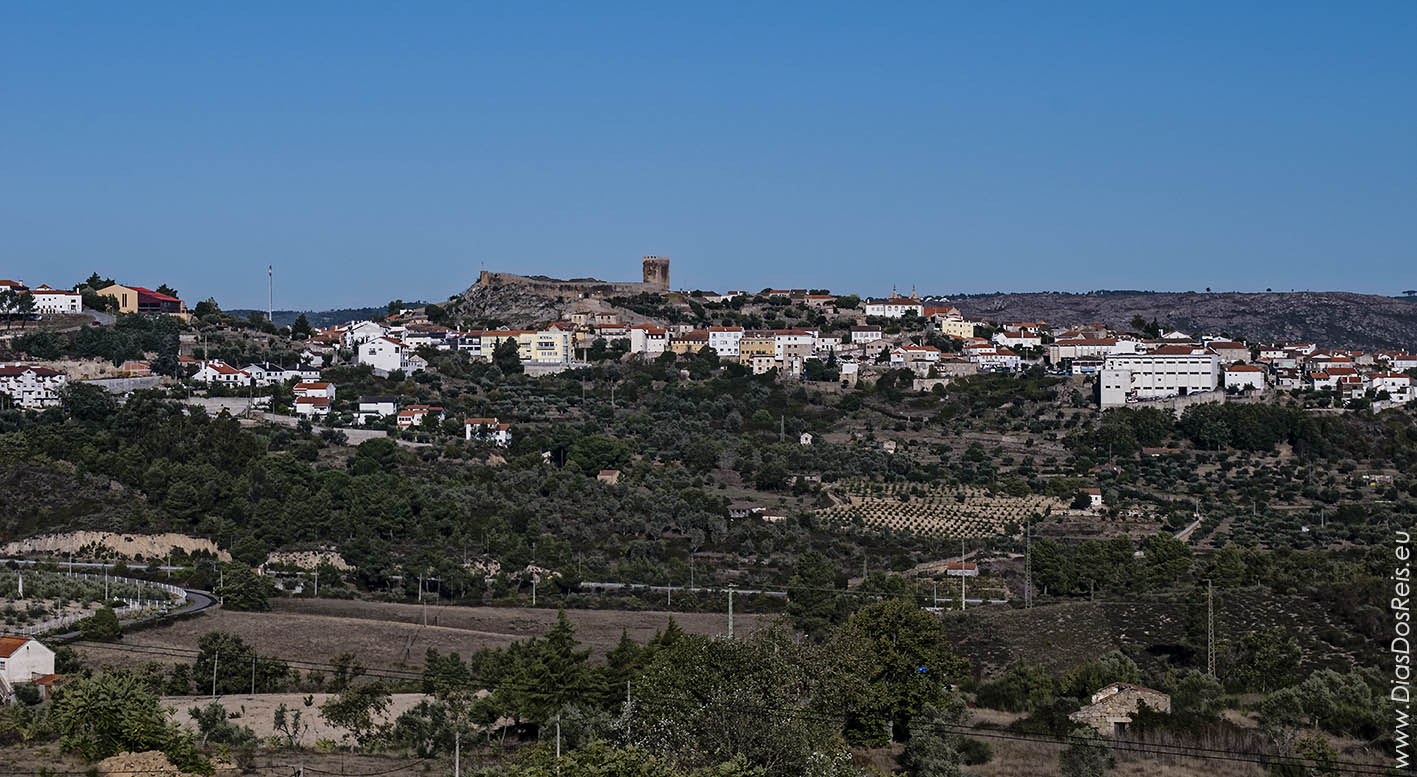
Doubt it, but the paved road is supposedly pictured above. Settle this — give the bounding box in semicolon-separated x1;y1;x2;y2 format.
254;412;430;447
50;589;216;641
2;558;217;640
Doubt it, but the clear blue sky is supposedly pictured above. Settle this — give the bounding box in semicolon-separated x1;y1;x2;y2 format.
3;2;1414;309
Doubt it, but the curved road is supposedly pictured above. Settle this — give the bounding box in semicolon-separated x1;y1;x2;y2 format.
50;588;216;642
0;558;218;640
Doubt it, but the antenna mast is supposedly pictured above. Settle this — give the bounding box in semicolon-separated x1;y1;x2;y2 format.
267;265;273;324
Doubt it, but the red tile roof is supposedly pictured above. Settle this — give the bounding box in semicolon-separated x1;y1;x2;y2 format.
0;636;35;657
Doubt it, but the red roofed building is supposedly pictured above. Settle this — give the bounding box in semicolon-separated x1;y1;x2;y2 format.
465;416;511;446
1224;363;1266;391
0;364;68;408
97;284;187;319
0;636;56;691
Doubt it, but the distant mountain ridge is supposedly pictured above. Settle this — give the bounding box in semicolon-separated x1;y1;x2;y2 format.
953;291;1417;350
227;304;427;329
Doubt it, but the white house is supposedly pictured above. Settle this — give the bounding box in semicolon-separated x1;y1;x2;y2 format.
774;330;816;360
397;404;445;429
993;330;1042;349
890;345;943;366
294;396;332;417
1371;372;1413;402
850;326;883;344
26;285;83;315
1048;338;1138;364
1308;371;1338;391
970;348;1021;371
1206;341;1250;364
1224;364;1266;391
1388;354;1417;371
192;360;249;386
465;416;512;446
707;326;744;357
0;365;67;408
0;636;55;691
628;325;669;356
1083;488;1104;509
342;320;389;347
293;381;336;399
357;395;397;424
864;296;925;318
1100;347;1221;407
239;363;292;387
358;337;424;375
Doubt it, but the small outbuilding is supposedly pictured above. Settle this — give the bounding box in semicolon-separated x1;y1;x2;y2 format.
1068;682;1171;735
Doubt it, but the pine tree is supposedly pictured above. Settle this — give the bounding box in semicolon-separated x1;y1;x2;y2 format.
520;610;594;723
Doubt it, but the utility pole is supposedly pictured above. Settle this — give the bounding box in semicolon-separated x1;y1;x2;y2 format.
251;655;257;695
453;731;460;777
960;540;966;612
726;584;735;639
532;576;538;607
1207;579;1215;677
212;651;220;698
555;713;562;766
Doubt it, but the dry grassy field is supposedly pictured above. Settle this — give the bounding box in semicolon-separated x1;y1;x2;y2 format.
79;598;770;673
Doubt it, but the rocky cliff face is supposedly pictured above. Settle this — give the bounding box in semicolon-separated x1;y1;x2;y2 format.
956;292;1417;350
445;281;567;329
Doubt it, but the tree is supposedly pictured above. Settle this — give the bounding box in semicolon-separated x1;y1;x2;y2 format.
516;610;596;723
13;292;34;328
155;284;179;298
216;563;273;612
493;337;524;374
1225;628;1300;693
1059;727;1112;777
321;680;392;747
67;382;117;424
77;607;122;642
52;672;206;772
1142;533;1192;587
901;699;966;777
787;551;842;637
839;598;970;745
193;631;290;694
627;626;856;776
291;314;312;338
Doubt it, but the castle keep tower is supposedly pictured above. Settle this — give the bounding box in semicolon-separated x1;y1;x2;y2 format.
642;256;670;292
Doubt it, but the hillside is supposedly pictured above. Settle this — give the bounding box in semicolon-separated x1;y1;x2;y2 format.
227;305;427;328
954;291;1417;349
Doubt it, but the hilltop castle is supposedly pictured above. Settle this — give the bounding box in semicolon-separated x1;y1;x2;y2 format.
478;256;670;299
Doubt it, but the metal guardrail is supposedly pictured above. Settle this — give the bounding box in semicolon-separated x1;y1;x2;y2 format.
6;572;186;636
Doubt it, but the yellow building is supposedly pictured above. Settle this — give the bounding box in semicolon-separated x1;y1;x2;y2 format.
737;331;776;365
97;284;188;319
937;318;977;339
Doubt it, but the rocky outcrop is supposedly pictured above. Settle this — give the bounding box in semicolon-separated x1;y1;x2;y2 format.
0;531;229;562
955;291;1417;350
